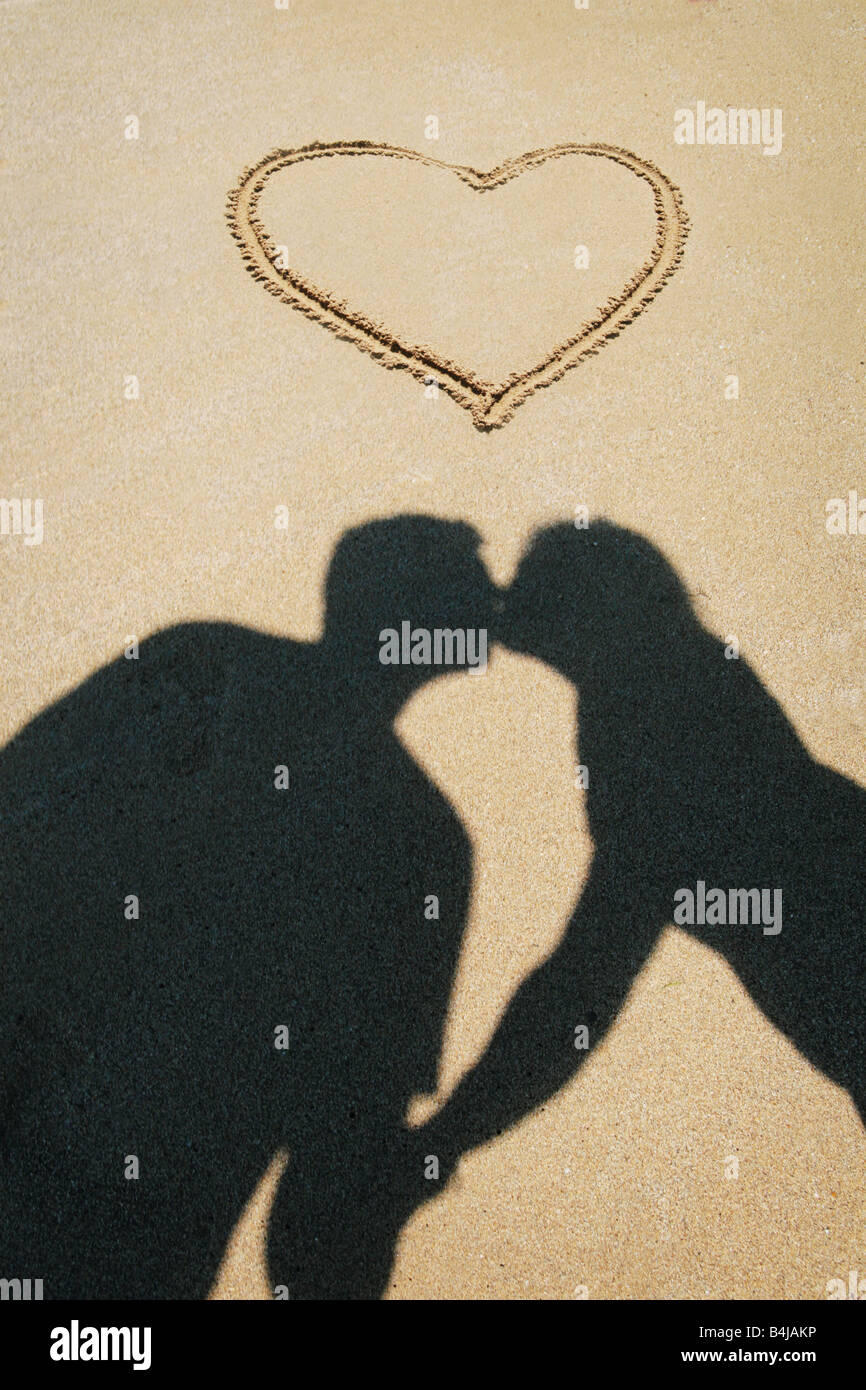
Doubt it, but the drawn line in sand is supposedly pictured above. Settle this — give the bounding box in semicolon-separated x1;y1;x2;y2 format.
227;141;689;431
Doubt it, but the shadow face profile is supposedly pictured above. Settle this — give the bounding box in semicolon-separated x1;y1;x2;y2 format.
499;520;866;1126
0;514;492;1300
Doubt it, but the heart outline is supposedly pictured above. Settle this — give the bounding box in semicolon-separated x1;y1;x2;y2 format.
227;140;689;430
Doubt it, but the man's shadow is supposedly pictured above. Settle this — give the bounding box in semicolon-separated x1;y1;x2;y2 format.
426;520;866;1163
0;514;491;1300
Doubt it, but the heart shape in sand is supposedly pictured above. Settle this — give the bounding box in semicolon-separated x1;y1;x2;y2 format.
227;141;688;430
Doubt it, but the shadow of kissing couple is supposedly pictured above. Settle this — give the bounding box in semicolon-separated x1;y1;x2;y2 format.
0;514;863;1300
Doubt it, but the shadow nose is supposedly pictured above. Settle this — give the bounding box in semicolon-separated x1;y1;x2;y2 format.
489;586;511;647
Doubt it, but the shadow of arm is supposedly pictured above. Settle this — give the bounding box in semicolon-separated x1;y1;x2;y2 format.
421;855;665;1161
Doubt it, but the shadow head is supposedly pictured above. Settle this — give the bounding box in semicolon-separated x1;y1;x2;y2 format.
323;514;495;694
502;519;694;682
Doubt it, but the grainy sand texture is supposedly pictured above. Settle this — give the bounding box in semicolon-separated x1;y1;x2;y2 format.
1;0;864;1301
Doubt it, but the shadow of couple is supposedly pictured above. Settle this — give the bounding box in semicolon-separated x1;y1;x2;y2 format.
1;515;863;1299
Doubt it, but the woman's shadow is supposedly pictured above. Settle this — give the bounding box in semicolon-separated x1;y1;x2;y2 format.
0;514;491;1300
423;520;866;1163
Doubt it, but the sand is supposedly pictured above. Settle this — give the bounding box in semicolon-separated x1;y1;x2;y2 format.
2;0;865;1299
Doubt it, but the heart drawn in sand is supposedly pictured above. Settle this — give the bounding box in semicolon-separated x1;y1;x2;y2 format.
227;141;689;430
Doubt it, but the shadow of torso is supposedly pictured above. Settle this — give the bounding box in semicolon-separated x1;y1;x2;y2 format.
579;628;866;1115
0;622;469;1298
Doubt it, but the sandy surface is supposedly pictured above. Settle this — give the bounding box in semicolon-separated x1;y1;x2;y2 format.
2;0;865;1299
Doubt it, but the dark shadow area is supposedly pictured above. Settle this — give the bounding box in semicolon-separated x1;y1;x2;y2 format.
426;520;866;1164
3;513;863;1300
0;515;492;1299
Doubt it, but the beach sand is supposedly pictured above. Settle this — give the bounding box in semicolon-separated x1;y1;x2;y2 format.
2;0;864;1298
